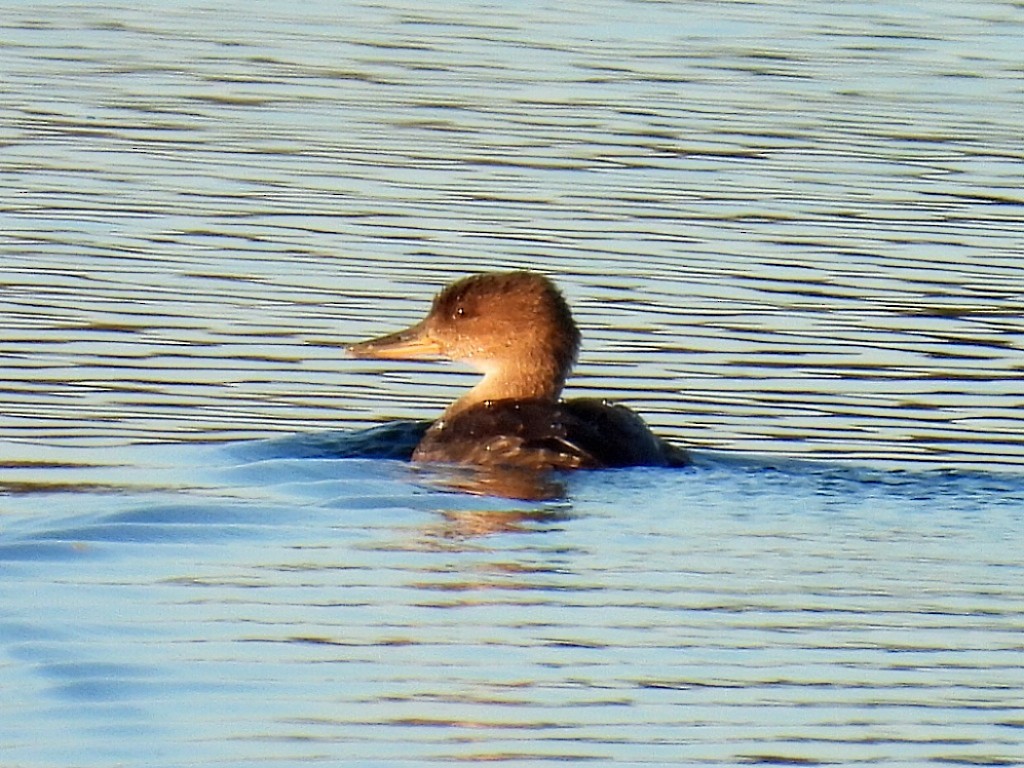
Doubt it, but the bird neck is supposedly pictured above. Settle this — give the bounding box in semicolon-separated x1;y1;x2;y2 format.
444;361;566;418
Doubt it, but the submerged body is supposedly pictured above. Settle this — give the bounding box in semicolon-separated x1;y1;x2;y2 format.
349;271;688;471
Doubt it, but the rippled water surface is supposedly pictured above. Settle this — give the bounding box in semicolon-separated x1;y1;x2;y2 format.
2;0;1023;765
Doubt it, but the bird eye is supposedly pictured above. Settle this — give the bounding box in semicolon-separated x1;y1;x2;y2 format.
454;305;466;320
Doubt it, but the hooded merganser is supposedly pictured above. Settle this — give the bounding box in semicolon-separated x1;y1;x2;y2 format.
348;271;689;471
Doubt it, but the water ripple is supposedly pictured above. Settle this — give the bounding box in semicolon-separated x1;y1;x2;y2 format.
2;1;1023;766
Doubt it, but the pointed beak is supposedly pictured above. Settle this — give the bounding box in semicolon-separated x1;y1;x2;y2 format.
347;322;445;360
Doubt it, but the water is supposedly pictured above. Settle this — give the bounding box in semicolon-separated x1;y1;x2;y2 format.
4;444;1023;766
2;0;1023;765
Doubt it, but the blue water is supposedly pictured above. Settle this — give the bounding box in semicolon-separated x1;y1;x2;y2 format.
2;0;1023;765
3;437;1023;766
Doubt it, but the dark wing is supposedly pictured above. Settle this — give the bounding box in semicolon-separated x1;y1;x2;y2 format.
562;398;690;468
412;399;596;470
413;398;688;470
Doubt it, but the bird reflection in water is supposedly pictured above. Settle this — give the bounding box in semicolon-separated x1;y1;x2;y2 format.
425;503;572;541
415;461;569;502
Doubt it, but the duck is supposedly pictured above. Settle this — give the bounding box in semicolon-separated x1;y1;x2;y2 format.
348;271;689;471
